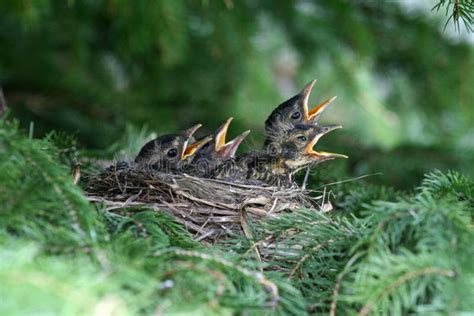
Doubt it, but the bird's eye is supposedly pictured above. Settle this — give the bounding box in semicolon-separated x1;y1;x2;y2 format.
167;148;178;157
297;136;307;142
290;111;301;120
201;143;210;150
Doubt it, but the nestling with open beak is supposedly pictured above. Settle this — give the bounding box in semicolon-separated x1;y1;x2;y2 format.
264;79;337;153
134;124;211;172
211;124;347;186
189;117;250;176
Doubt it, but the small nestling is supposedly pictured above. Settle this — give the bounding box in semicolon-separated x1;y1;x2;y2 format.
134;124;211;172
211;124;347;186
189;117;250;176
264;79;337;152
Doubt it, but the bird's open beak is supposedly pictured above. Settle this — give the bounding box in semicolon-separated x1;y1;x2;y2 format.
214;117;250;159
305;125;348;159
301;79;317;121
300;79;337;122
215;117;233;152
182;135;212;160
182;123;202;138
218;130;251;159
180;123;206;160
307;96;337;122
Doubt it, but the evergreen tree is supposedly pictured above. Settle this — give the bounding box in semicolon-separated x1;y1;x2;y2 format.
0;1;473;314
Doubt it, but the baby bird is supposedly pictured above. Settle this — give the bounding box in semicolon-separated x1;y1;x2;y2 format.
211;124;346;186
189;117;250;176
264;79;337;152
134;124;211;172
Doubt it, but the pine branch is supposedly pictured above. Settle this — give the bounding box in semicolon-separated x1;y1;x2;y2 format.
432;0;474;32
0;119;103;252
235;171;474;314
153;248;280;307
358;266;455;316
418;169;474;205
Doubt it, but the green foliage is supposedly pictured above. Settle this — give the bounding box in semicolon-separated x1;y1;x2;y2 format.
237;170;474;314
1;118;473;314
343;171;474;314
0;121;306;314
0;236;134;315
0;118;103;252
433;0;474;32
44;130;80;166
0;1;473;311
103;209;198;251
251;209;370;314
1;1;473;192
333;183;399;215
419;169;474;206
104;124;157;161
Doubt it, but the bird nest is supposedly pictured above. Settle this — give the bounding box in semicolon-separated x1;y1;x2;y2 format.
85;166;322;244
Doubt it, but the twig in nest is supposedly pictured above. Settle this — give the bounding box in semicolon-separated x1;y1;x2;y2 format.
318;173;383;189
301;166;311;190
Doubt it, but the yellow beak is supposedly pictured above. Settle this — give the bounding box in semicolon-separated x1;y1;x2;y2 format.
182;135;212;160
219;130;250;158
307;96;337;121
301;79;317;122
215;117;233;151
304;125;348;159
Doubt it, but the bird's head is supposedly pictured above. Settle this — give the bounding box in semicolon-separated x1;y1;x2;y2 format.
178;124;212;162
134;123;210;169
280;124;347;173
194;117;250;162
264;79;337;136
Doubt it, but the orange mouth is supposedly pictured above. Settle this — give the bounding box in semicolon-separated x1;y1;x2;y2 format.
215;117;233;151
299;79;337;122
307;96;337;121
182;135;212;160
213;118;250;158
304;125;348;159
219;130;250;158
180;123;207;160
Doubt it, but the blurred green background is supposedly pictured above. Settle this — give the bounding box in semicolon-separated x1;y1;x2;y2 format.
1;0;473;189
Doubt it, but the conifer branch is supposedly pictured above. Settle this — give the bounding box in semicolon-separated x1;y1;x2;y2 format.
432;0;474;32
153;248;280;306
288;240;333;279
357;267;456;316
330;251;366;316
